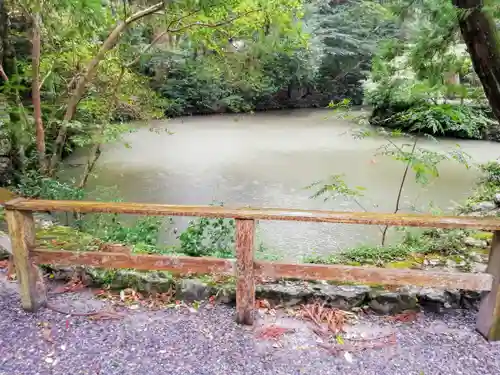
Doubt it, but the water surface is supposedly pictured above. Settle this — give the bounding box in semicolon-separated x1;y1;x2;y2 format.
67;109;500;260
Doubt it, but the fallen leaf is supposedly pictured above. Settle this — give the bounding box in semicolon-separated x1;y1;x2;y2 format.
387;310;419;323
42;327;54;343
344;351;353;363
255;299;271;309
256;325;293;340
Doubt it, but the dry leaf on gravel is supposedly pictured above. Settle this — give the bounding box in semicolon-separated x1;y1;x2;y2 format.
40;322;54;343
51;279;85;295
95;286;175;310
386;310;420;323
256;325;294;340
300;301;354;335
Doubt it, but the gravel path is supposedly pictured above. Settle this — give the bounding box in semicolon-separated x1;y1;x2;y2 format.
1;276;500;375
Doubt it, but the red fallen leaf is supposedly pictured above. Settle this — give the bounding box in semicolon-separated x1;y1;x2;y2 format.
255;299;271;309
387;310;419;323
208;295;216;305
65;320;69;330
52;281;85;295
256;325;293;340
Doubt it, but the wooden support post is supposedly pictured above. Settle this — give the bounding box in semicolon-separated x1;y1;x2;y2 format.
235;219;255;325
5;209;46;311
477;231;500;340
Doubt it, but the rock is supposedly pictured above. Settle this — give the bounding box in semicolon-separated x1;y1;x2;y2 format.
470;201;496;212
494;193;500;205
468;251;484;263
461;291;483;310
88;269;173;294
256;282;310;306
177;279;211;301
471;262;487;273
34;212;56;229
313;284;371;310
369;289;418;314
417;288;460;312
464;237;488;249
0;232;12;259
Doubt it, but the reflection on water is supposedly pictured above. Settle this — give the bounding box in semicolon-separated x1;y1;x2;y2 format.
64;109;500;260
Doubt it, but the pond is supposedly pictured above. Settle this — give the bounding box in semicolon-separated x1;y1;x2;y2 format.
65;109;500;260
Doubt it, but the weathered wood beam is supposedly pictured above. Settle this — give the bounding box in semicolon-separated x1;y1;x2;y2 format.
235;219;255;325
253;261;493;291
5;210;46;311
30;248;492;291
6;198;500;230
477;231;500;340
31;249;235;275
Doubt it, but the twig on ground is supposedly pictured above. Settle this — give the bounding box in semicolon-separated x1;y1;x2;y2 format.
46;303;124;320
318;332;397;356
300;301;353;335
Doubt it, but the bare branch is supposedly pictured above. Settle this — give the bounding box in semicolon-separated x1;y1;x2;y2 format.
0;64;8;81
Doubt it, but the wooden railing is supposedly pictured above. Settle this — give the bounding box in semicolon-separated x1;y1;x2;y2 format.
3;198;500;340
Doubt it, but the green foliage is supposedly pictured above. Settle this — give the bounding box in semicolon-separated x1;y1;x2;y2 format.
370;103;494;140
14;171;85;200
179;217;236;258
304;228;471;266
464;161;500;206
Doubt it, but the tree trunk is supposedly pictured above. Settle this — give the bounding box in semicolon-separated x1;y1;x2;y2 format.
452;0;500;123
31;13;47;173
48;1;165;174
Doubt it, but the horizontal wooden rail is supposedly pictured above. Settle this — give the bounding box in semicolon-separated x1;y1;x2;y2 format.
32;249;235;275
31;249;493;291
5;198;500;340
5;198;500;229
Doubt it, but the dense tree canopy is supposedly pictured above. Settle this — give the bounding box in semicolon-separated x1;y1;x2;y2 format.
1;0;500;187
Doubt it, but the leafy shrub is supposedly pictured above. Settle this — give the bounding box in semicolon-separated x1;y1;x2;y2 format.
463;161;500;206
179;217;236;258
370;103;494;140
14;171;85;200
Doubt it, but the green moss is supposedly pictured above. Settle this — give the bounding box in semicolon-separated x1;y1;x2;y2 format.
472;231;493;241
88;268;175;293
36;225;101;251
384;260;420;269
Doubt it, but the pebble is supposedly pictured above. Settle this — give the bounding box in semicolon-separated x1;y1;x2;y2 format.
1;278;500;375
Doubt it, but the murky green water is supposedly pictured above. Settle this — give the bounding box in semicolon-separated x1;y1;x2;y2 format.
65;109;500;260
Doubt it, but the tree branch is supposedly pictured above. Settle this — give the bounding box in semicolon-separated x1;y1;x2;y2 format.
48;1;167;174
32;12;47;173
0;64;8;81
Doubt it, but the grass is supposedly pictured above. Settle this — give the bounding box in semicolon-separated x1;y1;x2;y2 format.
304;228;475;267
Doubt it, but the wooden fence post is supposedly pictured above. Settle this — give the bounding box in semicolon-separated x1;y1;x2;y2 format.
5;209;46;311
235;219;255;325
477;230;500;340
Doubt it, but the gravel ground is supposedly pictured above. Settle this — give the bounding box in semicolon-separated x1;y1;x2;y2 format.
1;276;500;375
